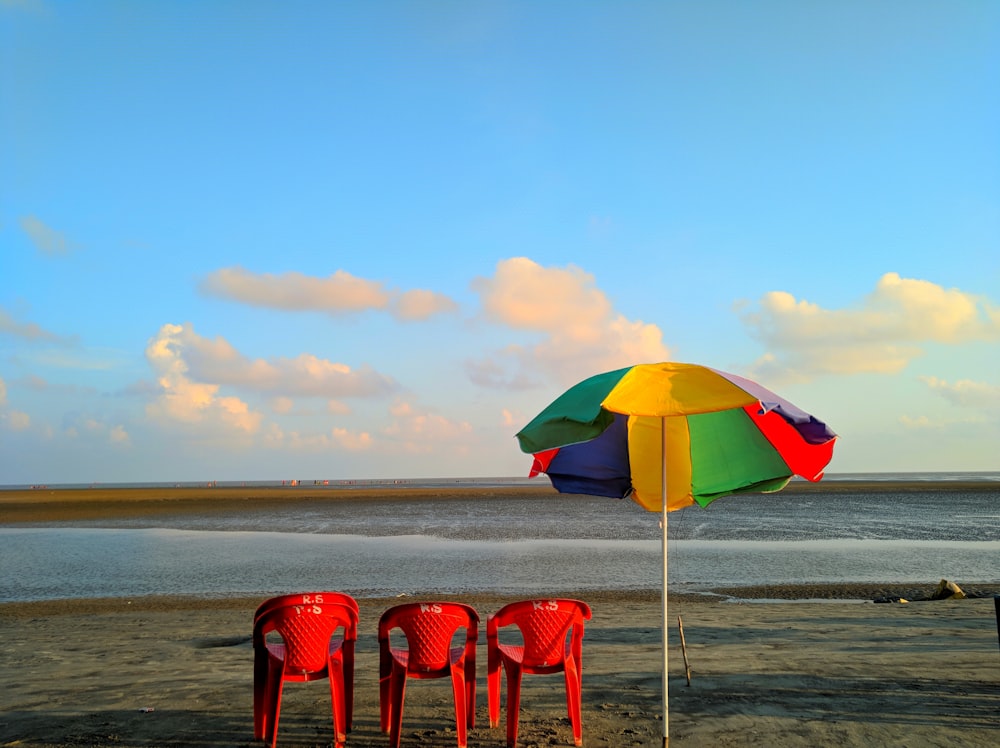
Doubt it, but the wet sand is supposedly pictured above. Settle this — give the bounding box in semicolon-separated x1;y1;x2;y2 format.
2;479;997;523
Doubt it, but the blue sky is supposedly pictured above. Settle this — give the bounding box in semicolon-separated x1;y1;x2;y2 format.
1;0;998;485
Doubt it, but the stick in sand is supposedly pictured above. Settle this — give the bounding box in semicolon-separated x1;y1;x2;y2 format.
678;615;692;686
995;596;1000;654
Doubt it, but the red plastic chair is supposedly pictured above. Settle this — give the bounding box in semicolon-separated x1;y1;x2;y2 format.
253;592;359;748
487;599;592;748
378;601;479;748
253;592;360;736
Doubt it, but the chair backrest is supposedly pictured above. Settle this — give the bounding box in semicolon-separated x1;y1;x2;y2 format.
255;592;359;626
489;599;592;667
255;599;358;674
379;602;479;672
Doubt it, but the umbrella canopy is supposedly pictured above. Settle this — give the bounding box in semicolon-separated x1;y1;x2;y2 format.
517;362;836;511
515;362;837;746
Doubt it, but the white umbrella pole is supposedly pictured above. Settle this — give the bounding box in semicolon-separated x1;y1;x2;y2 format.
661;416;669;747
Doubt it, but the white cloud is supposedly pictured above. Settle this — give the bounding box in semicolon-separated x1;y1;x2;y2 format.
109;424;131;446
383;400;473;455
273;427;375;453
900;413;990;430
465;354;540;390
143;322;399;453
19;215;71;256
214;395;262;433
200;267;388;311
920;376;1000;409
327;400;351;415
899;415;938;430
149;322;397;398
199;266;457;321
331;427;374;451
0;377;31;431
145;323;264;435
391;288;460;321
742;273;1000;380
469;257;670;387
62;416;132;446
4;410;31;431
0;306;70;343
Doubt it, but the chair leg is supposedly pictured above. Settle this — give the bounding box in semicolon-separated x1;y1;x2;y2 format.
253;657;268;740
268;678;285;748
504;662;523;748
343;642;355;731
388;667;407;748
379;666;392;733
328;660;346;747
450;664;468;748
255;650;281;740
465;657;476;729
487;647;502;728
564;659;583;746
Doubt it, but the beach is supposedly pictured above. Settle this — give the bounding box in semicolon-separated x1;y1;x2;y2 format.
2;593;999;747
2;484;999;746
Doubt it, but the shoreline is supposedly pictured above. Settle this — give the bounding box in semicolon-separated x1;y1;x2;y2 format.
3;579;998;619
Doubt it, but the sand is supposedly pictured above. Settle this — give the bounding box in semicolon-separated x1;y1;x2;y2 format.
2;594;999;747
2;484;999;747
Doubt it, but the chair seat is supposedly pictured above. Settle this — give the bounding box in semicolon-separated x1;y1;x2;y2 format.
496;641;572;674
262;640;343;681
388;644;468;673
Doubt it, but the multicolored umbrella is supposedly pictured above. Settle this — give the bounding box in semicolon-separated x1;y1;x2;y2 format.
516;362;837;746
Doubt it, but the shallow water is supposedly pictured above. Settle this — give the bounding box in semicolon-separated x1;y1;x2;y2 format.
1;528;996;602
2;485;998;602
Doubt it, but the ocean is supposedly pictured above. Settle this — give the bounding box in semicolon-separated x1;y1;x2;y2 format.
1;473;998;603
